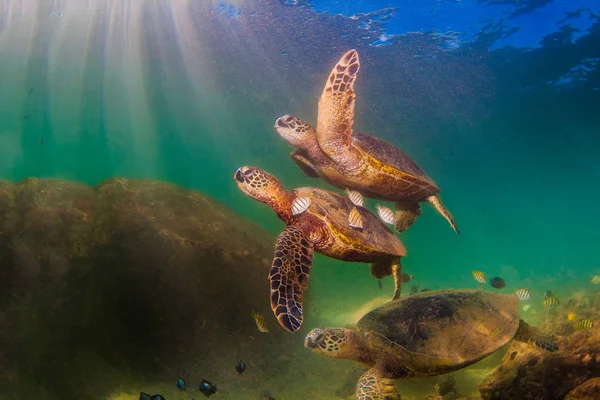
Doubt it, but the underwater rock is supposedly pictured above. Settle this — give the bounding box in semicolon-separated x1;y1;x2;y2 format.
0;178;295;399
565;378;600;400
478;314;600;400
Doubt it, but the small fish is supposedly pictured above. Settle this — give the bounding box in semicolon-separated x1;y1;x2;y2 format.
509;351;518;360
378;280;382;289
410;284;419;295
177;377;185;391
543;294;559;309
40;137;43;145
420;288;431;292
489;277;506;289
28;87;34;94
401;273;414;283
140;393;152;400
567;313;577;322
236;359;246;373
522;304;532;312
575;319;593;330
471;270;486;284
251;310;269;333
590;275;600;284
199;379;217;397
348;207;364;229
346;189;363;207
291;196;311;216
515;288;532;301
376;204;395;225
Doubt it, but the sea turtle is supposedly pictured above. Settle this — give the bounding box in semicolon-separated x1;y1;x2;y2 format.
274;49;459;235
234;166;406;333
304;289;558;400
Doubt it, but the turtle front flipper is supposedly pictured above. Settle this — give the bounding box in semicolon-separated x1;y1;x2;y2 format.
270;226;314;333
394;201;423;233
290;149;319;178
514;320;558;352
356;368;400;400
317;50;360;156
426;194;460;235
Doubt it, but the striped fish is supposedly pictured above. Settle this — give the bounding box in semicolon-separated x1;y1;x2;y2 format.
575;319;593;330
543;294;559;310
471;270;486;284
291;196;311;216
376;204;395;225
346;189;364;207
251;310;269;333
590;275;600;284
515;288;532;301
348;207;364;229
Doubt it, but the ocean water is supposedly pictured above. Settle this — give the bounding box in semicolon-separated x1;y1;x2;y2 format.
0;1;599;399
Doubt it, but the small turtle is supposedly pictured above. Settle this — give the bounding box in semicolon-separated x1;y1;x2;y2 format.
234;166;406;333
305;289;557;400
275;49;458;235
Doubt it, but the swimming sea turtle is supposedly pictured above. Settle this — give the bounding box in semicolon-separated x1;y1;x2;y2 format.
234;166;406;333
305;289;558;400
274;49;459;235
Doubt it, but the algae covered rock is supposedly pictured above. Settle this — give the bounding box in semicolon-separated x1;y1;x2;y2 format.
0;177;294;399
478;313;600;400
565;378;600;400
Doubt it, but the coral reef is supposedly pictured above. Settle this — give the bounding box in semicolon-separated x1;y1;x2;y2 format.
478;291;600;400
0;178;296;399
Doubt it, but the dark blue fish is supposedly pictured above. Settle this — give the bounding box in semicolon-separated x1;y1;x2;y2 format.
489;277;506;289
139;393;152;400
236;359;246;373
199;379;217;397
177;377;185;391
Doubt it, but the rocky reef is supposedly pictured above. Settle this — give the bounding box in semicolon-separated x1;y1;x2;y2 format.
0;178;297;399
478;292;600;400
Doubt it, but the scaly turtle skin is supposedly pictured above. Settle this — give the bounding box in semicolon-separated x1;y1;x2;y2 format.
305;289;558;400
234;166;406;333
274;49;459;235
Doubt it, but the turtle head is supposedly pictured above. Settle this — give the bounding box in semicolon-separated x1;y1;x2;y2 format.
234;166;292;221
304;328;355;360
274;115;318;150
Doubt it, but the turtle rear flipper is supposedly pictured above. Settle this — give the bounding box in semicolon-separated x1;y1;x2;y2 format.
394;201;422;233
514;320;558;352
426;194;460;235
270;226;313;333
357;368;400;400
371;259;402;300
290;149;319;178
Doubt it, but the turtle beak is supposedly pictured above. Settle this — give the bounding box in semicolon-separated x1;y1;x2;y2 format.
234;168;245;183
304;335;317;349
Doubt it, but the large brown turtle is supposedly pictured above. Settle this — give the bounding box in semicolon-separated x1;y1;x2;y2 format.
305;289;558;400
274;49;459;235
234;166;406;333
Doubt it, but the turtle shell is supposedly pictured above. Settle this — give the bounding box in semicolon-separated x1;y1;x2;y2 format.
357;289;520;376
291;187;405;261
353;133;440;201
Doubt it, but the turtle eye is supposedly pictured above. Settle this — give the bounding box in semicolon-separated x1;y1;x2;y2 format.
314;333;325;343
243;169;253;176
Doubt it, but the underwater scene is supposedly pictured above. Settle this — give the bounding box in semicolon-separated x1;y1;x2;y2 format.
0;0;599;399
